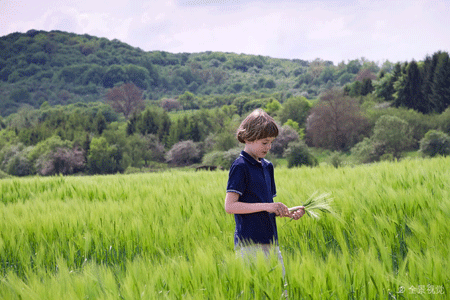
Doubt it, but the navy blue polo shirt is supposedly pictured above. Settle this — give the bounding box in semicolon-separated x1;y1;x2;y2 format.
226;151;278;246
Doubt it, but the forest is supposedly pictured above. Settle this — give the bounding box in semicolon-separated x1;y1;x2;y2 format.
0;29;450;177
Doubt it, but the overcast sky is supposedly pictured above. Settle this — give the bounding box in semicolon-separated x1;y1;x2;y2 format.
1;0;449;65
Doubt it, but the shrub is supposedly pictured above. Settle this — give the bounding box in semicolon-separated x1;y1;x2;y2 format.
328;151;344;168
38;147;85;176
350;138;388;164
439;107;450;135
202;148;241;169
6;153;33;176
87;137;124;174
201;151;223;166
419;130;450;157
165;140;201;166
271;125;299;157
284;141;317;168
371;115;413;158
1;143;34;176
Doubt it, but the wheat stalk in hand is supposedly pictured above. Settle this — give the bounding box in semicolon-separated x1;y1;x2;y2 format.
289;192;333;219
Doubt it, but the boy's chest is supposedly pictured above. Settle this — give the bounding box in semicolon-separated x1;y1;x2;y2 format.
246;165;273;199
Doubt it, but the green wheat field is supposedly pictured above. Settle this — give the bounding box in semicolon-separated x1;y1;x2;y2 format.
1;156;449;299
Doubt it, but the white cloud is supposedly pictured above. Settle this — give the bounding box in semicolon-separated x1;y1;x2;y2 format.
1;0;449;64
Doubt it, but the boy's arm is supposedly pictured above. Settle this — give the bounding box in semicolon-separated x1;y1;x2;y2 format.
224;192;289;216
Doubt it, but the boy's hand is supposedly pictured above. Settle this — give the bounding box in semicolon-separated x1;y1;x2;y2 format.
288;206;305;220
268;202;290;217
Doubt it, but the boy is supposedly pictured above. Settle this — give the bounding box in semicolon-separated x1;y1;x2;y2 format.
224;109;305;270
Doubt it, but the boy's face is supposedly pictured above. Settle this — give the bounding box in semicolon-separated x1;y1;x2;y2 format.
244;137;275;160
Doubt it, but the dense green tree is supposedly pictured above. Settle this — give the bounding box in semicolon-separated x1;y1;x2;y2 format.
264;99;281;116
430;52;450;113
351;137;379;164
439;107;450;135
137;108;158;136
178;91;198;110
127;134;146;167
103;65;127;88
87;136;125;174
140;57;159;87
360;78;374;96
346;59;362;74
419;130;450;157
421;53;440;113
10;89;31;105
375;62;402;101
284;141;317;168
157;111;172;143
278;96;311;127
371;115;413;158
125;64;150;89
94;111;107;135
81;64;105;85
394;61;426;112
264;79;276;89
347;80;362;97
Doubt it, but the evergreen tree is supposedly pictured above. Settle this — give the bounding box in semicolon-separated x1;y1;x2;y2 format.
157;111;172;144
126;114;139;135
421;53;440;113
138;109;158;135
394;61;424;112
94;111;107;135
360;78;374;96
430;52;450;113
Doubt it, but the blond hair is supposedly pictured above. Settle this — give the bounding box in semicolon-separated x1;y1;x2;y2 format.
236;109;279;143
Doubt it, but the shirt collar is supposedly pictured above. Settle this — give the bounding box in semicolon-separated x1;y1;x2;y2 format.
240;150;266;166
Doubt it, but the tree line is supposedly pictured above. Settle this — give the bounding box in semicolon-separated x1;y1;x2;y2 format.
2;29;391;117
1;80;450;178
1;30;450;177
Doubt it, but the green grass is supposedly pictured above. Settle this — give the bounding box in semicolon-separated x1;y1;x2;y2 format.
1;157;449;299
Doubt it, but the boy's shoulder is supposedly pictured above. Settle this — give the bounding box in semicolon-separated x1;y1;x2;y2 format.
230;153;246;167
231;152;273;169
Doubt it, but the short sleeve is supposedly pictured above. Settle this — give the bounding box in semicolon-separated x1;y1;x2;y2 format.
226;162;247;195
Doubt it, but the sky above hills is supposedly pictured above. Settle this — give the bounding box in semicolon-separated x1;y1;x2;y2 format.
1;0;449;65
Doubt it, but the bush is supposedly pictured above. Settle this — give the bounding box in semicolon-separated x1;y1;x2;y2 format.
350;138;387;164
38;147;85;176
87;137;124;174
6;154;33;176
328;151;344;168
165;140;201;166
284;141;317;168
201;151;223;166
1;143;34;176
271;125;299;157
371;115;413;158
419;130;450;157
439;107;450;135
202;148;241;169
